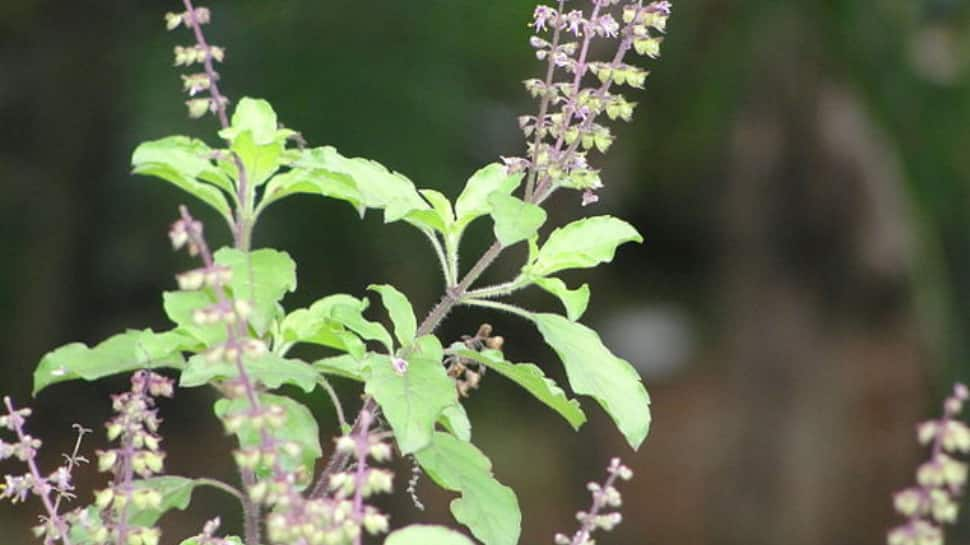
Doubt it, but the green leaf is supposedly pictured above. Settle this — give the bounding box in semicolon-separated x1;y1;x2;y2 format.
488;193;547;247
385;525;476;545
313;354;366;382
531;313;651;449
415;433;521;545
331;303;395;354
214;248;297;335
281;295;369;359
163;290;226;347
260;168;365;214
68;507;106;544
180;353;318;392
532;277;590;321
406;189;454;234
413;334;444;364
221;97;284;146
131;136;233;220
453;349;586;430
524;216;642;277
421;190;456;225
454;164;523;231
215;393;322;486
439;403;472;441
368;284;417;348
219;99;298;187
296;146;428;223
364;354;457;454
128;476;198;527
33;329;188;396
229;130;286;187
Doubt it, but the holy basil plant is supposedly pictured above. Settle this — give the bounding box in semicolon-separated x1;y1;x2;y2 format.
4;2;673;545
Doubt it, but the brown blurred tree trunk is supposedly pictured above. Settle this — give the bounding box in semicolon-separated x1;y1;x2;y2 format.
712;11;927;545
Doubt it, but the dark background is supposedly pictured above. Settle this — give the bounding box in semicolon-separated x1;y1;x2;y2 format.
3;1;970;544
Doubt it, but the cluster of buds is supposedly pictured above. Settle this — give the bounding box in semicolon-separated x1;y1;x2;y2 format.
164;3;229;119
258;410;392;545
174;44;225;67
507;0;672;206
888;384;970;545
193;300;249;327
176;265;232;292
92;372;174;545
555;458;633;545
444;324;504;397
1;403;62;505
170;208;265;372
169;215;203;256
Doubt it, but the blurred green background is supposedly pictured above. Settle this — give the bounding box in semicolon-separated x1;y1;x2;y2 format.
3;0;970;544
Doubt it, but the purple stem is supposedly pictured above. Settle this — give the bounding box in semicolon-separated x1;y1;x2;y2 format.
351;410;374;545
570;469;620;545
179;207;265;545
525;0;568;202
3;398;72;545
180;0;229;130
180;0;253;251
534;6;645;202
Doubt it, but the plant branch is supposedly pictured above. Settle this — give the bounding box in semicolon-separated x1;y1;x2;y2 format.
179;207;265;545
465;278;528;299
420;228;455;287
533;7;646;203
181;0;254;251
525;0;568;202
51;424;90;514
181;0;229;130
310;0;653;502
350;409;374;545
461;298;534;321
310;239;506;498
318;376;349;432
195;478;245;502
3;398;73;545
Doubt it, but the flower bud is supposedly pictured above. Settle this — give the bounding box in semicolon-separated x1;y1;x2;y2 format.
369;442;392;462
368;469;395;495
94;488;115;509
248;481;268;503
97;450;118;473
106;423;123;442
140;528;161;545
363;512;390;535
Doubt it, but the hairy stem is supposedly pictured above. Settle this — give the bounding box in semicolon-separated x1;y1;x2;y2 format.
421;228;455;287
464;278;528;299
461;298;534;321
